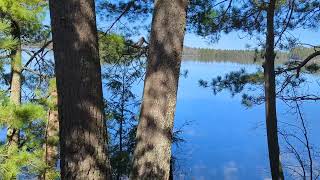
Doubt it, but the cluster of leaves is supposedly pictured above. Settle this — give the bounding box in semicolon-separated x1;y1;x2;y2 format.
99;33;126;64
200;68;264;96
100;35;188;178
99;32;147;63
199;61;320;107
0;0;58;178
0;0;47;47
0;19;16;52
0;96;44;128
99;31;189;178
0;0;45;22
0;91;48;178
99;32;146;178
0;145;45;179
188;0;228;39
0;83;58;178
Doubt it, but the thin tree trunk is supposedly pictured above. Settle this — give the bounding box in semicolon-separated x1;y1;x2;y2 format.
7;21;21;146
49;0;111;179
117;100;124;180
169;158;173;180
42;84;59;180
117;87;124;180
130;0;188;179
117;73;126;180
264;0;284;179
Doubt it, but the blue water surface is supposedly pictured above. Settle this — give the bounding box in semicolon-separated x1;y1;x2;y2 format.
1;60;319;180
170;60;320;180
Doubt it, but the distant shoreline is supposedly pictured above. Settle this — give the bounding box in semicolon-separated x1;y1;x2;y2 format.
182;47;320;64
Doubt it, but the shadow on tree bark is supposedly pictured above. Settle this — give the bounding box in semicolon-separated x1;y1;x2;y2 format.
49;0;111;179
130;0;188;179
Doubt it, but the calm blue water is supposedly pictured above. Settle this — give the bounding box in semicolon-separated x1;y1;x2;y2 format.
169;61;320;180
172;61;269;179
1;60;320;179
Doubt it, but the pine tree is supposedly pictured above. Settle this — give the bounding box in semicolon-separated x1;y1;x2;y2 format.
40;78;59;180
190;0;320;179
49;0;111;178
130;0;188;179
0;0;48;178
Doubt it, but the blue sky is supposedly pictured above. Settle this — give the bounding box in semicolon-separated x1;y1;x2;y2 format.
43;9;319;50
184;29;320;50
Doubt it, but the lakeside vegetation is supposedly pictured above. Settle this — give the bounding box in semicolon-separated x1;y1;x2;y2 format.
183;47;320;64
1;0;320;179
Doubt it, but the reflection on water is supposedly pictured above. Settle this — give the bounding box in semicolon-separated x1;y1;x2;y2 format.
1;60;319;179
171;60;320;180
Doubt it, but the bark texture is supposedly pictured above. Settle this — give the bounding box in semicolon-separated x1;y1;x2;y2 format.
130;0;188;179
49;0;111;179
264;0;284;179
7;21;21;145
42;87;59;180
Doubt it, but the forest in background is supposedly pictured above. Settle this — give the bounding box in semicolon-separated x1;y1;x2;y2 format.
0;0;320;179
183;47;320;64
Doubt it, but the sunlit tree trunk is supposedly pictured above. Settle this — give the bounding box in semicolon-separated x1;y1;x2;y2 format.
264;0;284;179
7;21;21;146
130;0;188;179
42;83;59;180
49;0;111;179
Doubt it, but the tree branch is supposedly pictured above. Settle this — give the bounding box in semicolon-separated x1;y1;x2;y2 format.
22;40;52;70
23;67;50;78
105;1;134;33
278;50;320;77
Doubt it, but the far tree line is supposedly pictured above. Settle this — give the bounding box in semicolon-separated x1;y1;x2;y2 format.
183;46;320;64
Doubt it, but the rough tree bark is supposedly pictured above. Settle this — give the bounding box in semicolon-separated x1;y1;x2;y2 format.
42;84;59;180
49;0;111;179
130;0;188;179
264;0;284;179
7;21;21;145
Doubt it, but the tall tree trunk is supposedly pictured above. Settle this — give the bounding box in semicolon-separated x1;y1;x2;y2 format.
49;0;111;179
42;83;59;180
264;0;284;179
130;0;188;179
7;21;21;146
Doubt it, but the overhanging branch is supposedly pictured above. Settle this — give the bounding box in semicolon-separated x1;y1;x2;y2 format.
277;50;320;77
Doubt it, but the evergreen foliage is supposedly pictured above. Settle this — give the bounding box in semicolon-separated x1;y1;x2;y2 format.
191;1;320;178
0;96;46;178
0;0;318;179
99;32;146;179
0;0;46;47
0;0;54;178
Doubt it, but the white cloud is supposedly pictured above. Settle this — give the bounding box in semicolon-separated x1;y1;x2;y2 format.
224;161;238;180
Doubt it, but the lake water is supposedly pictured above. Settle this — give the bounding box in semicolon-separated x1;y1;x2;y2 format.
168;60;320;180
1;59;320;179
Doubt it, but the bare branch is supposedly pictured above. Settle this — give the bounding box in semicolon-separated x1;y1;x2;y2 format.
105;1;134;33
277;50;320;76
23;67;50;79
275;0;294;47
22;40;52;70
